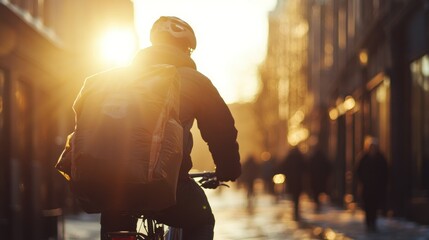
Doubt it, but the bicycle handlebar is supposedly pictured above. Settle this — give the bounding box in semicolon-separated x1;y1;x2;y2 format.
189;171;229;189
189;171;216;178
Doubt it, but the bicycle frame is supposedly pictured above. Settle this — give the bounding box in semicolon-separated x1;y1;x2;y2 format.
164;227;182;240
107;218;164;240
108;172;218;240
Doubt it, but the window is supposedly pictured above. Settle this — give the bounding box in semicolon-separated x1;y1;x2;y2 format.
0;69;9;231
410;55;429;192
0;69;8;164
347;0;356;40
368;74;391;161
323;0;334;68
0;71;4;132
338;5;346;50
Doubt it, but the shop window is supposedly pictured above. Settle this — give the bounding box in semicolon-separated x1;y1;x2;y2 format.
0;70;5;165
0;71;4;133
347;0;355;40
323;0;334;68
338;6;346;50
368;73;391;161
12;80;31;157
0;69;10;236
0;69;8;161
410;55;429;192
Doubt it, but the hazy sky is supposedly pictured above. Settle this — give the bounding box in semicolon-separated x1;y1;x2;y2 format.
134;0;277;103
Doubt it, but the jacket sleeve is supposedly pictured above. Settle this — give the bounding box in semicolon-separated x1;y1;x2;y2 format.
55;132;74;181
72;75;93;117
194;75;241;181
56;73;95;180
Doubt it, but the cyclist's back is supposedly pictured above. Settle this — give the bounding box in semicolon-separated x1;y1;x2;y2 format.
99;16;241;240
134;44;240;180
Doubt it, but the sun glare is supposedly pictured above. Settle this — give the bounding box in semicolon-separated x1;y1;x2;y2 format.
134;0;277;103
99;28;137;66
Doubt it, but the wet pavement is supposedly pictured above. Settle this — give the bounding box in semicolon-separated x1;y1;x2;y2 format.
210;186;429;240
210;187;317;240
64;183;429;240
65;213;100;240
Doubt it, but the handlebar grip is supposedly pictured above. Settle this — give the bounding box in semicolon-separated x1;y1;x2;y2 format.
189;172;229;189
189;172;216;179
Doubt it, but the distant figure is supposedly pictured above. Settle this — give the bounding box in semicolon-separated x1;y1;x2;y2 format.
241;154;260;210
355;136;388;232
308;146;332;212
279;147;306;220
261;152;276;196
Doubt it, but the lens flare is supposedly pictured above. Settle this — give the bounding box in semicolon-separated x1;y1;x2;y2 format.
99;28;137;66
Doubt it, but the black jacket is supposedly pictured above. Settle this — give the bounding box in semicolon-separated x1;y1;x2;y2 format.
133;45;241;180
57;45;241;182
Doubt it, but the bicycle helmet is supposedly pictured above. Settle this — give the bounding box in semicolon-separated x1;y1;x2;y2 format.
150;16;197;53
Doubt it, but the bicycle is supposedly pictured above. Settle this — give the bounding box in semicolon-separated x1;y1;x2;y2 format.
107;171;227;240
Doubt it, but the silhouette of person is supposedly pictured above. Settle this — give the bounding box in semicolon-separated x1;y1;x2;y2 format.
279;147;306;220
355;136;388;232
308;146;332;212
56;16;241;240
241;154;260;209
261;153;276;196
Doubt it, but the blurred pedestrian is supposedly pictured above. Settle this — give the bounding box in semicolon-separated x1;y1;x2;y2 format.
308;146;332;213
241;154;260;210
355;136;388;232
261;152;276;196
279;147;306;220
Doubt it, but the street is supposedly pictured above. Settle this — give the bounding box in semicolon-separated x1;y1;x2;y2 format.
64;184;320;240
64;181;429;240
210;185;318;240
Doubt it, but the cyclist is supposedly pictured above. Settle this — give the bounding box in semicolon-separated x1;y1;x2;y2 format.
99;16;241;240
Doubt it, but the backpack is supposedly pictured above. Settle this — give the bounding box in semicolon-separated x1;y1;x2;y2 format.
56;64;183;213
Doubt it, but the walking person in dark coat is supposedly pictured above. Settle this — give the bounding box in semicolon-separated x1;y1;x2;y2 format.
241;154;260;210
355;136;388;232
279;147;306;220
308;146;332;212
261;152;276;196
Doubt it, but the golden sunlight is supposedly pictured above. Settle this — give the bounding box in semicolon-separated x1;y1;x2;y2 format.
134;0;277;103
99;28;137;66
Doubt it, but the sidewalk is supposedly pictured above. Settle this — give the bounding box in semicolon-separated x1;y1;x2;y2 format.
279;194;429;240
64;186;429;239
207;186;429;240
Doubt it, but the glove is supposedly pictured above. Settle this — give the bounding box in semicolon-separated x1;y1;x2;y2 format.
215;163;241;182
199;177;220;189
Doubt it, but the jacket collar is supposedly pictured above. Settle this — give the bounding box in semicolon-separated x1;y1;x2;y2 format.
132;45;197;70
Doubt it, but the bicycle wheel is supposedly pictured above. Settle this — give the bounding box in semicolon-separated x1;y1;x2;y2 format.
164;227;183;240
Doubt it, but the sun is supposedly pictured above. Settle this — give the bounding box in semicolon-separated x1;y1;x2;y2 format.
99;28;138;66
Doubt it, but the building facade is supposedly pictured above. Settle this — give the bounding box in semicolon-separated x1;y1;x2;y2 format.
319;0;429;223
0;1;135;239
259;0;429;224
256;0;310;158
